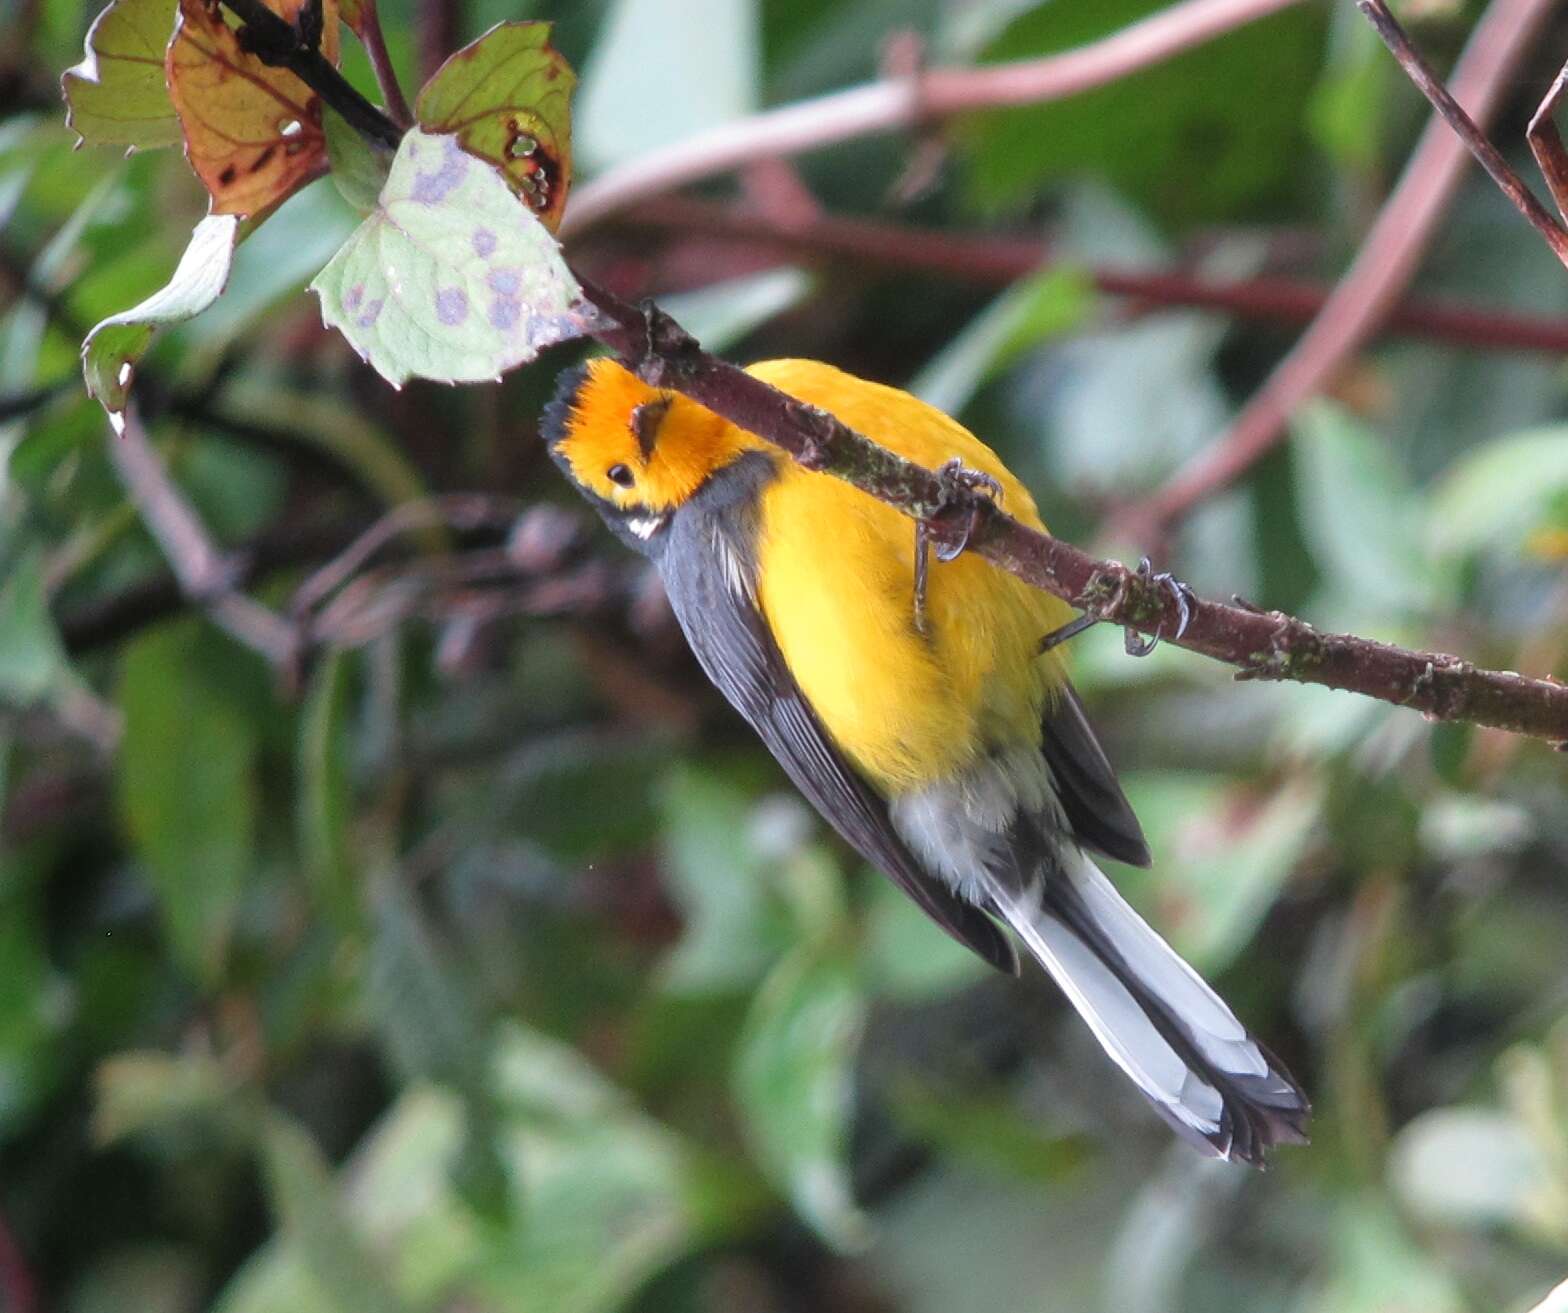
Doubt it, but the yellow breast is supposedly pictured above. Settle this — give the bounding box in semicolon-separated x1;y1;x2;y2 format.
746;359;1076;793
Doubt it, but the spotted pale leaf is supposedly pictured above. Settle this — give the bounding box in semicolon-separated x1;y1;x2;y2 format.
311;129;594;387
416;21;575;232
166;0;338;218
61;0;181;150
82;213;243;418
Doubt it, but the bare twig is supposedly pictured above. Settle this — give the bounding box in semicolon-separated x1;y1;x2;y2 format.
107;408;300;669
355;0;412;127
1116;0;1558;541
1360;0;1568;267
1527;61;1568;227
561;0;1305;235
613;196;1568;355
418;0;460;84
291;493;525;616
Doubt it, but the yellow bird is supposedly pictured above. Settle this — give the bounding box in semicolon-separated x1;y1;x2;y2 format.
544;356;1308;1163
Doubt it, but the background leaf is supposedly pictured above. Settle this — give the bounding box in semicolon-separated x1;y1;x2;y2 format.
311;129;592;386
416;21;576;231
61;0;181;150
115;621;258;983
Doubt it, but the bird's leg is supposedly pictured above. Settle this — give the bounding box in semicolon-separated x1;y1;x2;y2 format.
1037;612;1099;654
1124;557;1196;657
912;459;999;634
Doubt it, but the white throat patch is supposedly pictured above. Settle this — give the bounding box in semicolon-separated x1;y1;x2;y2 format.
626;514;668;541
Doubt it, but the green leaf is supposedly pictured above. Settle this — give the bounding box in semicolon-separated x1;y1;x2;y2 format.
310;128;594;388
576;0;758;172
1293;401;1438;615
297;650;359;928
910;266;1094;415
0;549;68;704
416;21;576;231
61;0;181;150
734;943;869;1250
1389;1107;1555;1233
960;0;1322;226
258;1113;412;1313
656;269;811;353
1305;1199;1463;1313
91;1051;234;1145
1120;772;1322;974
116;622;258;984
483;1023;705;1313
82;212;242;417
657;764;789;992
860;875;986;1001
1428;426;1568;559
324;108;390;216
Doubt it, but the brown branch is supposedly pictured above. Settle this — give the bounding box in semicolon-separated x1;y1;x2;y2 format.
204;0;1568;743
611;197;1568;355
1115;0;1558;542
355;0;412;127
107;407;301;670
577;281;1568;745
561;0;1306;236
1360;0;1568;268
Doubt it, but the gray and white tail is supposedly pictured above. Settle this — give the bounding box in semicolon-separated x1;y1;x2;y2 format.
986;854;1308;1165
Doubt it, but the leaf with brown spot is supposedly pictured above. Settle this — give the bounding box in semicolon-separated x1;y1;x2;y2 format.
165;0;340;218
415;21;574;232
62;0;182;150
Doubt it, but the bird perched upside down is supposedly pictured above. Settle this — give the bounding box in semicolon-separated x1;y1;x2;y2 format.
543;356;1309;1164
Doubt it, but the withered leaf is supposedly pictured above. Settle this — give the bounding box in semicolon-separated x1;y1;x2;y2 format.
165;0;340;218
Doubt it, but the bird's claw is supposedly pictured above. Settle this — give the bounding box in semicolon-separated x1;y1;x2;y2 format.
1124;557;1195;657
931;458;1002;562
913;461;1003;634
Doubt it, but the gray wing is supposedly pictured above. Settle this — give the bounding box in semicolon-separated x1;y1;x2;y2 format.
1042;685;1152;868
659;520;1019;975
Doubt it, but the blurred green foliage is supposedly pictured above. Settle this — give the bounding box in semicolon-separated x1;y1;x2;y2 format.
5;0;1568;1311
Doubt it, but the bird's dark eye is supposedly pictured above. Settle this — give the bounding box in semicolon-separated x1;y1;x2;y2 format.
607;463;635;488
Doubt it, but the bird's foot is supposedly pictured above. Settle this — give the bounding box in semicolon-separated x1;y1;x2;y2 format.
913;460;1003;636
1124;557;1195;657
931;458;1003;562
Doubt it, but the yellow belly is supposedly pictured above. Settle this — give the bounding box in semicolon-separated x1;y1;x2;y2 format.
746;360;1075;793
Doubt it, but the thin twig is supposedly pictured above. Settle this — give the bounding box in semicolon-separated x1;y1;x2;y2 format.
222;0;402;149
1527;61;1568;227
1116;0;1558;542
561;0;1305;235
577;281;1568;744
1359;0;1568;268
613;196;1568;355
355;0;412;128
418;0;460;84
107;408;300;669
291;493;525;616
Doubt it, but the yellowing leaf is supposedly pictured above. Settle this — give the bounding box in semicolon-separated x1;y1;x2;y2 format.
311;129;595;387
165;0;338;218
62;0;182;149
416;22;574;232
